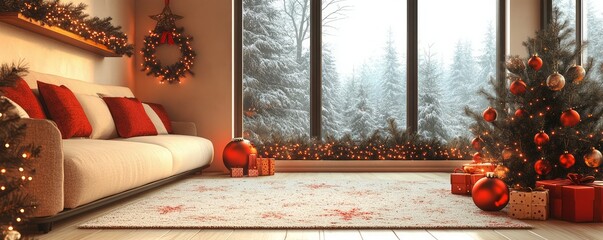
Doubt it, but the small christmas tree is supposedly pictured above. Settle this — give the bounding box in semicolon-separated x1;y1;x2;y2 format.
0;62;39;239
467;8;603;188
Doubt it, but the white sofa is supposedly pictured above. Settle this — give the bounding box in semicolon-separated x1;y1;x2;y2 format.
19;72;214;232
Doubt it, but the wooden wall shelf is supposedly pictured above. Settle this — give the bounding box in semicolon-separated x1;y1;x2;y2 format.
0;12;120;57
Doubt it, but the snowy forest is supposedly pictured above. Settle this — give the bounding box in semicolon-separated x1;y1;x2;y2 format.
242;0;603;149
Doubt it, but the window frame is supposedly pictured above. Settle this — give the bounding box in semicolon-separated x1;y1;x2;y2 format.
234;0;507;159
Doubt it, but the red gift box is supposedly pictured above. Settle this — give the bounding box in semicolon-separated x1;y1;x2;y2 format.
248;154;257;170
591;182;603;222
230;168;244;178
451;169;485;195
536;179;571;219
562;185;595;222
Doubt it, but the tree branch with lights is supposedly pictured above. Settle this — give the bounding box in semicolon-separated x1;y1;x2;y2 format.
140;0;196;84
467;8;603;188
0;0;134;57
0;62;39;239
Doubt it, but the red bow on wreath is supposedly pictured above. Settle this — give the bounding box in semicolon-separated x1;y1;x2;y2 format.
160;32;175;45
567;173;596;185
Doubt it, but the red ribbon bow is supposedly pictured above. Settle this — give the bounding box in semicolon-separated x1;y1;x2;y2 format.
160;32;175;45
567;173;595;185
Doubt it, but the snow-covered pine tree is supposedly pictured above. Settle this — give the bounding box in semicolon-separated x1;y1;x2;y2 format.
446;40;476;138
322;46;344;138
586;6;603;81
380;28;405;127
242;0;309;141
467;8;603;187
418;45;448;142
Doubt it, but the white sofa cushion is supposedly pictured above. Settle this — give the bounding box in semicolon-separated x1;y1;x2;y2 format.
75;94;118;139
63;139;173;208
119;135;214;174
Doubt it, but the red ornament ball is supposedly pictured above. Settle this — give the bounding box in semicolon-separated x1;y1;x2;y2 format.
560;109;580;127
223;138;258;171
559;152;576;169
533;131;550;146
584;148;602;168
566;65;586;84
472;152;483;163
546;72;566;91
534;159;553;175
510;79;527;96
472;175;509;211
471;136;483;151
528;54;543;71
514;108;528;118
502;148;513;160
483;107;497;122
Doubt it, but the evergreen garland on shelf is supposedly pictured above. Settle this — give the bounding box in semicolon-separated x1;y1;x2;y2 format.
466;8;603;188
253;119;471;160
0;0;134;57
0;61;39;239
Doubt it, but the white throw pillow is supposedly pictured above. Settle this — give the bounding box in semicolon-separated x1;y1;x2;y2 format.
143;103;168;135
2;96;29;118
75;94;119;139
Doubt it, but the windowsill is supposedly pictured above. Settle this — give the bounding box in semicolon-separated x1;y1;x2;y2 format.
275;160;473;172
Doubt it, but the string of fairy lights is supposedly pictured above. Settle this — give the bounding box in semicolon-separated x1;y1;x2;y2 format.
0;0;134;56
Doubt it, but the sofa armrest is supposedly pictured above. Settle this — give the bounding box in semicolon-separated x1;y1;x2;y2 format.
171;121;197;136
19;118;65;217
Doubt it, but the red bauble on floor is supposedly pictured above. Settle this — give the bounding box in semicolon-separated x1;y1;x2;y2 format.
223;138;257;172
472;174;509;211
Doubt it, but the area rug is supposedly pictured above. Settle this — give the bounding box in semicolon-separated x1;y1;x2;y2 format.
79;176;530;229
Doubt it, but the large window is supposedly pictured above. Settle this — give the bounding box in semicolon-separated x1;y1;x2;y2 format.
237;0;504;158
553;0;603;80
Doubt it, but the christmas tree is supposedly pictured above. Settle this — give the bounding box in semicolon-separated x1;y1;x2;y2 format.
467;8;603;188
0;62;39;239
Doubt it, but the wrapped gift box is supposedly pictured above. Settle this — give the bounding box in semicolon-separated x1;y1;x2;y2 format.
230;168;244;178
508;189;549;220
248;169;259;177
248;154;257;170
269;158;276;175
462;163;496;174
538;179;603;222
259;158;270;176
450;171;485;195
536;179;571;219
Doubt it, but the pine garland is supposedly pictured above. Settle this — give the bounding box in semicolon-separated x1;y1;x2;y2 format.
254;119;471;160
0;61;39;237
0;0;134;57
467;8;603;188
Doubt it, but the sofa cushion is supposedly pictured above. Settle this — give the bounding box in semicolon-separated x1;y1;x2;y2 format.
0;78;46;119
143;103;168;135
145;102;173;133
38;81;92;139
75;94;118;139
62;139;173;208
119;135;213;174
102;97;157;138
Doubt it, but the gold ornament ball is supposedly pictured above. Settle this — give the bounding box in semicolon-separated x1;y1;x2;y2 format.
546;72;566;91
584;149;602;168
502;148;513;160
566;65;586;84
494;165;510;179
506;56;526;75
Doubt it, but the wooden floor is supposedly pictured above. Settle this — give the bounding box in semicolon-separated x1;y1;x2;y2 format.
26;172;603;240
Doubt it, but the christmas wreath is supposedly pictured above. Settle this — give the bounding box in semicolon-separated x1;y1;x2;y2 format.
141;0;196;84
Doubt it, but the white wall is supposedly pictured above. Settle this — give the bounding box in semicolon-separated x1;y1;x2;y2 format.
0;0;135;87
510;0;541;57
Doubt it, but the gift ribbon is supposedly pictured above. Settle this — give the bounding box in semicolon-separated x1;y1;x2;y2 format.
160;31;175;45
453;168;478;174
567;173;595;185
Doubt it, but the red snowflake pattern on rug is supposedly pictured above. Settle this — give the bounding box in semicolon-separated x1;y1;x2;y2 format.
196;185;227;192
321;208;374;221
261;211;290;219
157;205;184;214
305;183;337;189
345;190;378;196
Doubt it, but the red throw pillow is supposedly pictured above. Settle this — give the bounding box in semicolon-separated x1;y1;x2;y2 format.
103;97;158;138
37;81;92;139
144;102;173;134
0;78;47;119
